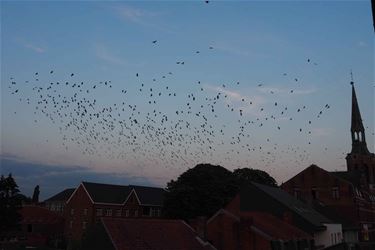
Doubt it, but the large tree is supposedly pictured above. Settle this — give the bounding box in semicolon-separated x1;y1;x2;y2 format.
0;174;22;233
163;164;277;220
163;164;239;220
233;167;277;187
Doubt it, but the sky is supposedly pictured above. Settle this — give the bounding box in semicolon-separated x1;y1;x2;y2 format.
1;1;374;199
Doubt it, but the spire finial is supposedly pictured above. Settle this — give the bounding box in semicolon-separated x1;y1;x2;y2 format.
350;70;354;85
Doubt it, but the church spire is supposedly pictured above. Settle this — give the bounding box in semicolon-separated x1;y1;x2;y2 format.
350;80;369;154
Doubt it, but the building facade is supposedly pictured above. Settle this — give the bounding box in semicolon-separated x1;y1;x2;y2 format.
64;181;165;240
281;83;375;246
44;188;75;214
223;183;342;250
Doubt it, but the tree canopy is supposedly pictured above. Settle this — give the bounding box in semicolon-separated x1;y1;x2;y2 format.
233;168;277;187
0;174;22;233
163;164;277;220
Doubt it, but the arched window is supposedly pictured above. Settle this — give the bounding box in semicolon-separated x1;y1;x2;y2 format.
354;132;358;141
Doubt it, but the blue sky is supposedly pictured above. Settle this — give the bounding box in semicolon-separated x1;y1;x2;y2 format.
1;1;374;199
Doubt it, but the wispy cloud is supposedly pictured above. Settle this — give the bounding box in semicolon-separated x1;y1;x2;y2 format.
205;84;268;117
94;44;126;66
357;41;367;47
15;38;46;53
258;86;317;96
112;5;173;33
24;43;45;53
311;127;334;137
114;5;157;24
213;43;251;57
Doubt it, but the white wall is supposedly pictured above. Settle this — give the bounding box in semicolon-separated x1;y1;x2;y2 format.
313;223;342;249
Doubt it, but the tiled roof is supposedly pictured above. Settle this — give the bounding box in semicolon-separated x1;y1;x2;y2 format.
20;206;64;224
81;181;165;206
245;182;331;229
83;182;132;204
240;211;312;240
130;185;166;206
102;218;216;250
44;188;75;202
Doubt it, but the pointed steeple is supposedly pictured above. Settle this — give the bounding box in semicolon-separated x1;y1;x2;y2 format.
350;81;369;154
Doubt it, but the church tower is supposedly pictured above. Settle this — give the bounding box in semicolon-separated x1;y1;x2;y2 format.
346;81;375;190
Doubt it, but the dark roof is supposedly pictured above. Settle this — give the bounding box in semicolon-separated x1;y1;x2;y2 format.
44;188;75;202
81;182;165;206
130;185;166;206
101;218;216;250
250;182;332;228
330;171;361;187
82;182;132;204
310;201;359;231
241;211;312;240
210;209;312;241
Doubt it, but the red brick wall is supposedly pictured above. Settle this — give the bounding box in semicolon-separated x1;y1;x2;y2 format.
64;185;93;240
281;165;375;242
207;212;270;250
65;185;162;240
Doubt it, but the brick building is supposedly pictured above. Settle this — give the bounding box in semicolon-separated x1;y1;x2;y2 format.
223;183;343;249
81;218;216;250
64;181;165;240
206;209;313;250
281;82;375;246
44;188;75;214
19;206;65;248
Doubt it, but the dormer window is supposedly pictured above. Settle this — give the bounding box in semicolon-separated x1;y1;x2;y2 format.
332;187;340;200
311;187;319;199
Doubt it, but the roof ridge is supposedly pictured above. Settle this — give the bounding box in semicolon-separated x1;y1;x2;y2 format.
82;181;129;188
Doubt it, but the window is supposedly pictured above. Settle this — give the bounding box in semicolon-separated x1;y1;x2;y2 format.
70;208;74;215
116;209;121;217
83;208;88;216
334;233;337;244
96;208;103;216
69;221;73;229
27;224;32;233
293;188;301;199
82;221;87;230
105;209;112;216
125;210;129;217
143;207;151;216
332;187;340;200
337;232;341;242
311;187;319;199
134;210;138;217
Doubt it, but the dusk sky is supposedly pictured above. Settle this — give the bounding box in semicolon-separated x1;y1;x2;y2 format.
1;1;374;199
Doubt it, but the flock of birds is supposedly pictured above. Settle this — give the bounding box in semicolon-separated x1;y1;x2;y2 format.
7;39;337;175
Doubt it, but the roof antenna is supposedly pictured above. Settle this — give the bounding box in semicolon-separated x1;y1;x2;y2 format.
350;70;354;85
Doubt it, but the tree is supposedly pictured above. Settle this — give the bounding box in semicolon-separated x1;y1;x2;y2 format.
0;173;22;233
163;164;239;220
233;168;277;187
163;164;278;220
32;185;40;203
